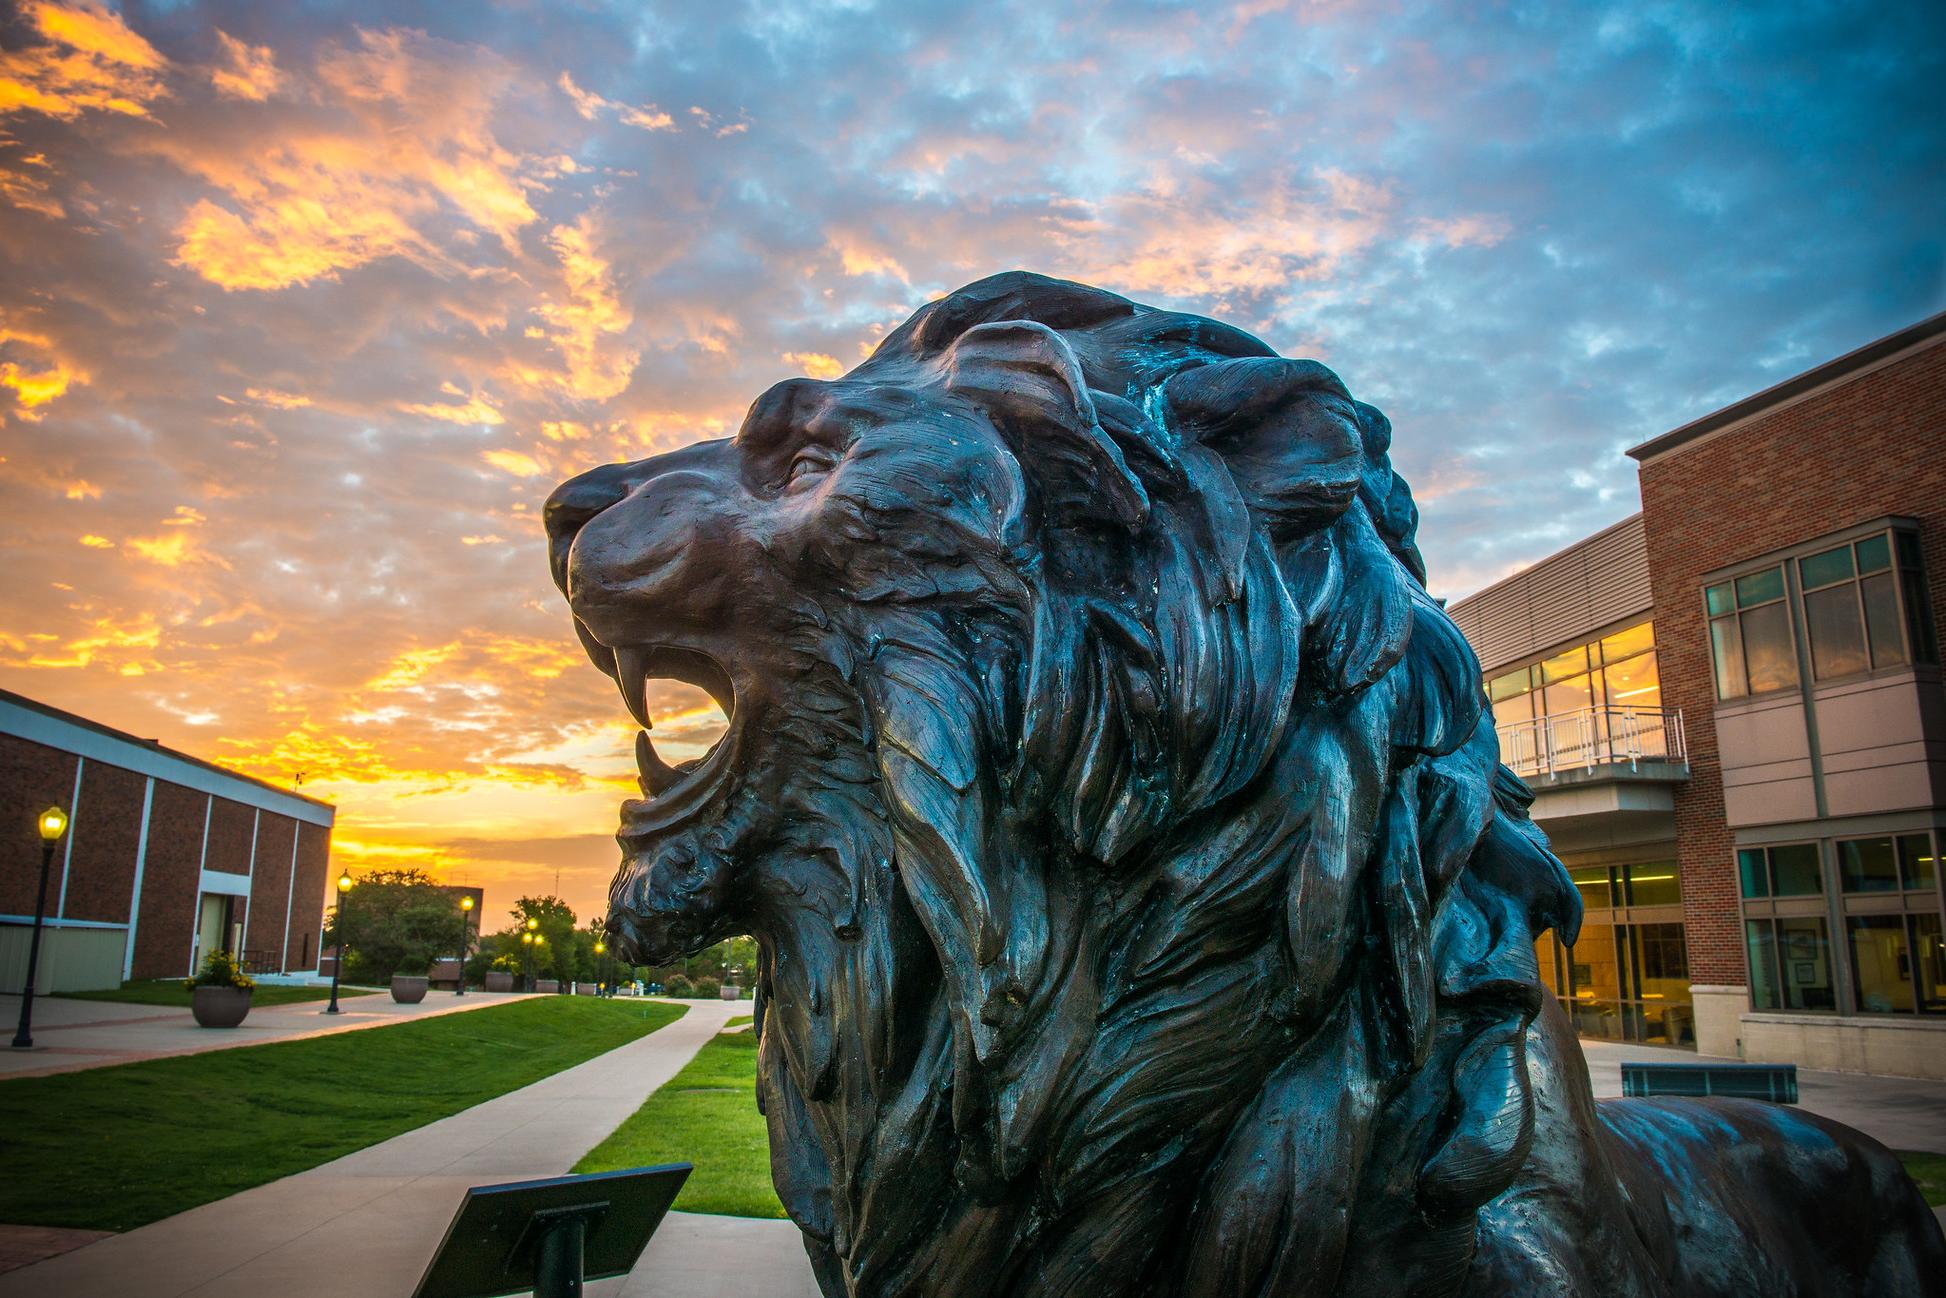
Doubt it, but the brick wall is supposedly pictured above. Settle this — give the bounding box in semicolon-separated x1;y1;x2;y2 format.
1637;338;1946;986
284;821;332;971
246;812;296;969
0;733;79;916
60;761;146;924
129;781;208;980
203;797;255;876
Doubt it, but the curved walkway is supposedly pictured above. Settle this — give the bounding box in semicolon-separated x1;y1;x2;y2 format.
0;996;819;1298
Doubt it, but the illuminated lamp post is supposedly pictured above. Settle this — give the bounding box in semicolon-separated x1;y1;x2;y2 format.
594;939;608;997
455;895;475;996
10;805;70;1049
324;871;353;1015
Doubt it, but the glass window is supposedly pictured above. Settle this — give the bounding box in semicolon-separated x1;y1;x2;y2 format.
1603;650;1661;710
1746;919;1780;1010
1901;569;1937;663
1539;645;1590;685
1804;584;1869;679
1840;837;1899;893
1899;834;1936;892
1847;916;1916;1014
1770;842;1823;896
1741;602;1797;693
1736;566;1785;606
1599;622;1655;664
1862;572;1908;669
1711;617;1748;699
1799;544;1855;589
1898;530;1922;567
1914;914;1946;1014
1624;862;1681;907
1738;848;1770;899
1487;668;1532;703
1856;533;1892;573
1705;583;1736;617
1570;866;1613;911
1777;917;1835;1011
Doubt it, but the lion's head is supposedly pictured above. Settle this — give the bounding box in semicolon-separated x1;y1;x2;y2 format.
546;272;1579;1297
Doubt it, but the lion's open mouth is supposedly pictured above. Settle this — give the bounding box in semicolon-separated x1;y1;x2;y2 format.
583;636;743;842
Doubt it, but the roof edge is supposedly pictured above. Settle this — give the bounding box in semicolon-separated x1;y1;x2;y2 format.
1628;310;1946;463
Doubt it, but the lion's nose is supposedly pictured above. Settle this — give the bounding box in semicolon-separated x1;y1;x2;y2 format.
543;440;730;596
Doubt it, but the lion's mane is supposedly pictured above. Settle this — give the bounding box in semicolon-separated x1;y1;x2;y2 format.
737;273;1582;1298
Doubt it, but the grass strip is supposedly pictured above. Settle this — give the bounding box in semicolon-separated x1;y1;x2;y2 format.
0;996;685;1232
1898;1150;1945;1206
576;1025;785;1218
58;980;377;1007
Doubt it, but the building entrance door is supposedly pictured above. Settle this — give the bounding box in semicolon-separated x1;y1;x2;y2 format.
193;893;230;975
1536;859;1694;1047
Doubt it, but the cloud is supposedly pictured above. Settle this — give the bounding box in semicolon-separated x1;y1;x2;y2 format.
210;31;281;102
0;1;167;121
558;70;676;132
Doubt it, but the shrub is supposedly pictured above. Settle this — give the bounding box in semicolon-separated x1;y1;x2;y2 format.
184;949;254;992
664;974;694;997
692;976;721;1000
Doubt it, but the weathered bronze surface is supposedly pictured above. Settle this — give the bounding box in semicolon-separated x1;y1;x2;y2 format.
546;273;1944;1296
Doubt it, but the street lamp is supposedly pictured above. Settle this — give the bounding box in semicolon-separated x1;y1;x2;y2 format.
323;871;353;1015
10;805;70;1049
521;930;535;992
594;939;608;997
455;895;475;997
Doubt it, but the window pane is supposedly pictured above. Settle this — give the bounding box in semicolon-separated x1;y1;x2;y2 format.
1897;530;1922;568
1570;866;1613;911
1487;668;1532;702
1736;566;1784;607
1599;622;1655;664
1740;602;1797;693
1492;690;1535;724
1804;585;1869;679
1634;921;1689;993
1856;533;1892;574
1897;834;1936;892
1769;842;1823;896
1738;848;1770;898
1913;914;1946;1014
1603;650;1661;710
1711;617;1748;699
1567;919;1623;1039
1706;583;1736;617
1534;935;1565;997
1901;569;1937;663
1799;545;1855;590
1746;919;1779;1010
1838;837;1898;893
1539;645;1590;685
1861;571;1908;669
1777;916;1835;1011
1624;861;1681;907
1847;916;1915;1014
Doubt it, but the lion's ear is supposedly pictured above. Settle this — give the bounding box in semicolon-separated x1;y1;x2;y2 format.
1161;358;1364;539
946;320;1149;530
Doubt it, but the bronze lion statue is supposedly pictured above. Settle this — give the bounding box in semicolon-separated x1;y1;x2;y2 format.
545;273;1943;1296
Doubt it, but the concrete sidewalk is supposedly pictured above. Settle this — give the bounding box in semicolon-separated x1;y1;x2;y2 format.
1580;1037;1946;1153
0;996;818;1298
0;988;541;1078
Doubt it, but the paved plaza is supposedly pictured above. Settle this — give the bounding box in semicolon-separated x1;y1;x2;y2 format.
0;988;542;1079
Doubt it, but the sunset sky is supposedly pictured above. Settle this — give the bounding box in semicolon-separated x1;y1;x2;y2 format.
2;1;1941;922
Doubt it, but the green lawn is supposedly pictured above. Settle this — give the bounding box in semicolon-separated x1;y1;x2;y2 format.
576;1024;784;1218
0;997;686;1232
1899;1150;1946;1206
58;980;377;1007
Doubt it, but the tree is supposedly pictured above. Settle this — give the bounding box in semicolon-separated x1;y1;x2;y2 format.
323;867;465;984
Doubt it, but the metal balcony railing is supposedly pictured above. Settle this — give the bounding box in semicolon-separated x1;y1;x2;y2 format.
1498;705;1686;779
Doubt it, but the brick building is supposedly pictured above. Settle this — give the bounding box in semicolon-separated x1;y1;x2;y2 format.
1;688;335;992
1450;311;1946;1077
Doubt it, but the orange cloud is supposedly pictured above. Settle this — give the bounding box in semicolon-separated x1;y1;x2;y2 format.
481;448;545;476
522;213;638;401
782;351;845;380
401;390;505;425
0;1;167;121
0;356;85;420
165;27;542;291
5;612;162;673
557;70;674;132
243;386;312;408
210;30;281;101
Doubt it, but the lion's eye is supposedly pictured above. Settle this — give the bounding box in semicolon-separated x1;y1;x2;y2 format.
785;447;836;488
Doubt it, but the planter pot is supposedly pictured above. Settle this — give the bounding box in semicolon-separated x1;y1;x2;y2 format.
720;984;740;1001
191;985;252;1029
536;978;561;994
485;970;514;992
390;975;429;1004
